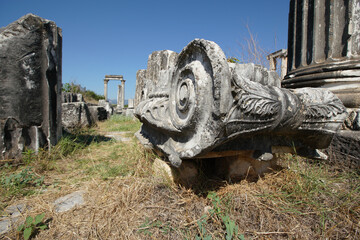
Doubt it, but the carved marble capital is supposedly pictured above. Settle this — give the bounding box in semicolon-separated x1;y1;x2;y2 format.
135;39;347;167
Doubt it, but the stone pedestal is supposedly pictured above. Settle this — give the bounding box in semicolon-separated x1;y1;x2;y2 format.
282;0;360;108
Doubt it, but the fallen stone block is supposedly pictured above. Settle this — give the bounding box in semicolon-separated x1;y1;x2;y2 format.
62;102;92;129
325;130;360;169
54;191;85;213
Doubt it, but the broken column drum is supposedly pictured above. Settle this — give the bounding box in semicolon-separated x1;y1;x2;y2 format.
283;0;360;107
135;39;347;167
0;14;62;159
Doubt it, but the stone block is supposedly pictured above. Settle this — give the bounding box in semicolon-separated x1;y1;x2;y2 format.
135;69;147;107
0;14;62;159
88;105;108;122
325;130;360;169
98;99;113;118
54;191;85;213
62;102;92;129
62;92;84;103
128;99;134;109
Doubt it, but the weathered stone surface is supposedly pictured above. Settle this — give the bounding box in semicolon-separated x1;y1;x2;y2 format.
125;108;135;117
62;92;84;103
0;14;62;159
54;191;85;213
325;130;360;169
88;105;108;122
134;69;147;108
98;99;113;118
62;93;110;129
283;0;360;108
135;39;347;168
0;204;30;235
62;102;92;129
344;108;360;130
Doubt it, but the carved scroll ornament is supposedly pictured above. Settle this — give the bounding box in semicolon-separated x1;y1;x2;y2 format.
135;39;347;167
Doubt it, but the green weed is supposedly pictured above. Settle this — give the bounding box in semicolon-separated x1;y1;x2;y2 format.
137;217;173;237
17;213;48;240
194;192;245;240
0;167;44;198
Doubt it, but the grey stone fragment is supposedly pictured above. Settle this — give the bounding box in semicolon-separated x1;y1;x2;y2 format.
125;108;135;117
0;219;11;235
88;106;108;122
62;92;84;103
62;102;92;129
54;191;85;213
134;69;147;108
325;130;360;169
0;204;30;235
344;108;360;130
98;100;113;118
0;14;62;159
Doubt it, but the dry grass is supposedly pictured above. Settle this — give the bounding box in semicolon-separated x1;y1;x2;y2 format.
1;118;359;239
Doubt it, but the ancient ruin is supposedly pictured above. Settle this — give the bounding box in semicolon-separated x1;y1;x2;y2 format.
0;14;62;159
281;0;360;168
103;75;125;112
283;0;360;108
62;92;108;130
135;39;347;173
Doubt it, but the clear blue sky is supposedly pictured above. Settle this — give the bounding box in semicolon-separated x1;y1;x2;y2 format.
0;0;290;101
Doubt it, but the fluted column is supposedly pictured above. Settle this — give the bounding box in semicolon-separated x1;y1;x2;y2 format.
104;79;109;101
121;79;125;109
117;85;122;108
283;0;360;107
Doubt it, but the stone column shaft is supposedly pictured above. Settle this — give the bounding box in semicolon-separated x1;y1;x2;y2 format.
121;79;125;109
104;79;109;101
117;85;122;108
283;0;360;107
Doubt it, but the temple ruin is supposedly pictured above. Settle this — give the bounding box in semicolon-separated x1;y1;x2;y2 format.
280;0;360;168
103;75;126;112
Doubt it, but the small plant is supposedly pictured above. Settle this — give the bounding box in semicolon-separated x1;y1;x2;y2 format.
137;217;172;237
196;215;212;240
17;213;48;240
0;167;44;198
22;149;37;165
204;192;245;240
227;57;240;63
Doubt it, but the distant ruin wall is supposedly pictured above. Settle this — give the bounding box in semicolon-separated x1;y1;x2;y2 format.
0;14;62;159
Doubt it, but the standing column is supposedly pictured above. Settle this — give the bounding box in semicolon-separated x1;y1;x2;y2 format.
117;85;122;109
104;79;109;101
283;0;360;107
121;79;126;109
